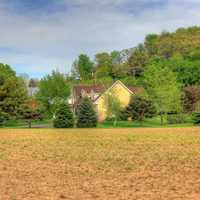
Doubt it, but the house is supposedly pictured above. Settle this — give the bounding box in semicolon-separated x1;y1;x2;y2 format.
71;80;143;121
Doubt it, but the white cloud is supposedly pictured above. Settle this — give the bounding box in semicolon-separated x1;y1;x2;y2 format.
0;0;200;77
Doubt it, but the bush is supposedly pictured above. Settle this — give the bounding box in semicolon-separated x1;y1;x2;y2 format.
192;112;200;125
167;113;186;124
0;111;9;127
76;97;97;128
125;95;156;123
53;103;74;128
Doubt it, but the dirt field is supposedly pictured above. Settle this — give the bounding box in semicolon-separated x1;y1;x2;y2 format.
0;128;200;200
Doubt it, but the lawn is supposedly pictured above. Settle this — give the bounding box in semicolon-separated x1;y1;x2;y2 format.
0;128;200;200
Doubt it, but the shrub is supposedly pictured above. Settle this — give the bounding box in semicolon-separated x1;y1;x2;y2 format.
0;111;9;127
192;112;200;125
125;95;156;123
53;103;74;128
76;97;97;128
167;113;186;124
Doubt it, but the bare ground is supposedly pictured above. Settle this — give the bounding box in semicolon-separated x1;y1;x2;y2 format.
0;128;200;200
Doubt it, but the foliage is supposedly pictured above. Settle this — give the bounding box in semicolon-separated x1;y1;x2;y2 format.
71;54;94;80
20;100;44;128
183;86;200;113
167;113;186;124
128;44;149;77
0;63;28;117
104;92;122;126
125;95;156;123
53;103;74;128
36;70;70;114
0;110;9;127
144;64;182;125
192;112;200;125
76;97;97;128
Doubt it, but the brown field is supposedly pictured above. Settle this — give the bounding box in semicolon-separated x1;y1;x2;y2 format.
0;128;200;200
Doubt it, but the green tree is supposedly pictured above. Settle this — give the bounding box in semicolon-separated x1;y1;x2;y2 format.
72;54;93;80
20;103;44;128
53;103;74;128
104;92;122;126
95;52;112;78
36;70;70;114
128;44;149;77
125;95;156;125
0;63;28;117
0;109;9;127
77;97;97;128
144;64;182;125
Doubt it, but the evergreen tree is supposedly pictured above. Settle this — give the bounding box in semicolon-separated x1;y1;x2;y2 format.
125;95;156;124
21;105;44;128
53;103;74;128
77;97;97;128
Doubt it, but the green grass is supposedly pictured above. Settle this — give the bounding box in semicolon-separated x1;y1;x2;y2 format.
98;116;194;128
2;115;194;128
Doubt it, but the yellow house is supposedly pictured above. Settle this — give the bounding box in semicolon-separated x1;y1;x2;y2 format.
72;80;143;121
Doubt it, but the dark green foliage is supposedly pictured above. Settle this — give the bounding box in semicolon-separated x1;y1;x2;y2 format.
125;96;156;123
167;113;186;124
53;103;74;128
20;104;44;128
128;44;149;77
0;110;9;127
192;112;200;125
0;63;28;117
76;97;97;128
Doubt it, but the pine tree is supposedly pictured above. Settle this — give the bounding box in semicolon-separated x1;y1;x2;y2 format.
125;95;156;124
53;103;74;128
76;97;97;128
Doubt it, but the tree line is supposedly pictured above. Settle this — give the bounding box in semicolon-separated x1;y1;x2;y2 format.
1;26;200;127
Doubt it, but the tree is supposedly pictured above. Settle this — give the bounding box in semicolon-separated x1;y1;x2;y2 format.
71;54;93;80
95;52;112;78
183;86;200;113
144;64;182;125
76;97;97;128
20;100;44;128
104;92;122;126
0;110;9;127
128;44;149;77
36;70;70;114
53;103;74;128
125;95;156;124
0;63;28;117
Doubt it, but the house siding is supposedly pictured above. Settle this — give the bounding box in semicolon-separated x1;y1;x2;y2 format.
95;82;132;122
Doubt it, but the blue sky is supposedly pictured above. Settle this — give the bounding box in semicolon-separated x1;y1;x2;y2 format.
0;0;200;78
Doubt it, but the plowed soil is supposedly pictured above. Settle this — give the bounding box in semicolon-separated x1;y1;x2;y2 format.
0;128;200;200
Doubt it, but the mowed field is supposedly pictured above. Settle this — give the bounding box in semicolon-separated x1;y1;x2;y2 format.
1;128;200;200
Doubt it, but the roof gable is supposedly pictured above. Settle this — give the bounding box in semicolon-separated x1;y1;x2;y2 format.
94;80;136;103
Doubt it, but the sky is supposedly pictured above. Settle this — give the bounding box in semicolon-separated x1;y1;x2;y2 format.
0;0;200;78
